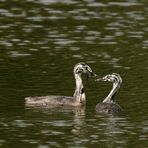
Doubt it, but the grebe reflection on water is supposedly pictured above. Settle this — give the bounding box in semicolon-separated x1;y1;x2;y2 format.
95;73;122;114
25;62;95;107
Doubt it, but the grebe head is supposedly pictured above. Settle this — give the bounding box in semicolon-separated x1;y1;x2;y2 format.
74;62;95;77
96;73;122;103
96;73;122;85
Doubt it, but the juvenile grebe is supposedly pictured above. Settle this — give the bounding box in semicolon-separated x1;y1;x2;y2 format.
25;62;95;107
95;73;122;114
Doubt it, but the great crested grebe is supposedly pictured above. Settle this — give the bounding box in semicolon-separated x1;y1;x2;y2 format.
25;62;95;107
95;73;122;114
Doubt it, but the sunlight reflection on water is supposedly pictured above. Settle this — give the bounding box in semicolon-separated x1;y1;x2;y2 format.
0;0;148;147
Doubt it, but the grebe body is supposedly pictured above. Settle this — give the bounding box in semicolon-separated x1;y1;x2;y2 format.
95;73;122;114
95;102;122;114
25;62;95;107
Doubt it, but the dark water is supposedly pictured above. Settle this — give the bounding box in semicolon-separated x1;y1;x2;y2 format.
0;0;148;147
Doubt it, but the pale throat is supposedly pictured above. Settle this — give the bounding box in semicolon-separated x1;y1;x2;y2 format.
103;82;119;103
73;73;86;102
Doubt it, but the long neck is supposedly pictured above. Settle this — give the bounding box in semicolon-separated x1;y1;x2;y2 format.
73;73;86;103
103;82;120;103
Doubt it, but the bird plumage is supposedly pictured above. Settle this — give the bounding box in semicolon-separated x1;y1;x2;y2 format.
25;62;95;107
95;73;122;114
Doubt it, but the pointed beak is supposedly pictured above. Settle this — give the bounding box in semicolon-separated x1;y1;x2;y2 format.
91;72;97;77
95;78;102;82
88;71;97;78
95;77;107;82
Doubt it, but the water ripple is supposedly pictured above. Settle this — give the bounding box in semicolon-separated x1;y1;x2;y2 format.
108;2;143;7
87;2;107;7
0;0;147;148
38;0;78;5
8;51;31;58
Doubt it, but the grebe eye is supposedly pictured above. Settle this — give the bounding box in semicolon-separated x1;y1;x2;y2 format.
106;75;110;79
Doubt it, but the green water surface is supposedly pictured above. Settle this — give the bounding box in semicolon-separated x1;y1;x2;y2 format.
0;0;148;148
